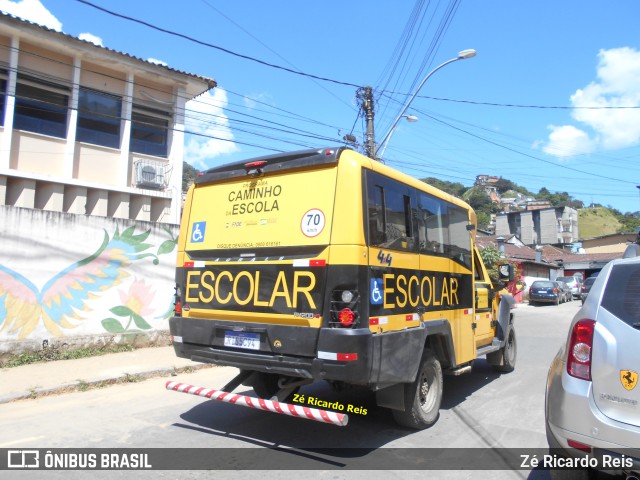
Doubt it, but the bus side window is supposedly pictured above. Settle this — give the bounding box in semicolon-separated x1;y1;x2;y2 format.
368;184;386;246
417;192;445;255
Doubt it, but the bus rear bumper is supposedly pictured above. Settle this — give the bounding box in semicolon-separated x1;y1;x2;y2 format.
169;316;374;384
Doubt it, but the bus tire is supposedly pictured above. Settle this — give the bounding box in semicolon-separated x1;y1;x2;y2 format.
392;350;443;429
488;327;517;373
251;372;280;399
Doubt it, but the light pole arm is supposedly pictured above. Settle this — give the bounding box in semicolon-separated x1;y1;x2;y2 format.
374;50;476;158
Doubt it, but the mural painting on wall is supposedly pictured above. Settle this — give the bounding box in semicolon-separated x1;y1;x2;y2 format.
0;225;177;340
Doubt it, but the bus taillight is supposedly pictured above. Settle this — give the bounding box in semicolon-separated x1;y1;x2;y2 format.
174;285;182;316
338;308;355;327
330;289;360;328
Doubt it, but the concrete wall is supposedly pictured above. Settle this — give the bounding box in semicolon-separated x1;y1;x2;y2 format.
0;206;178;356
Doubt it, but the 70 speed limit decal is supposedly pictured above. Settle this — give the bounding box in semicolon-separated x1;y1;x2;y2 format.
301;209;325;237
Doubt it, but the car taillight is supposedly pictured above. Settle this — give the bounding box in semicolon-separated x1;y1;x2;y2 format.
553;288;558;293
567;319;595;380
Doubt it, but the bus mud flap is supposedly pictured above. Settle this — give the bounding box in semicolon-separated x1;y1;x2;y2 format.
166;381;349;427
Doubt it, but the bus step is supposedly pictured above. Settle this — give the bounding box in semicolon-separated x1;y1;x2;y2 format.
166;381;348;427
447;366;472;376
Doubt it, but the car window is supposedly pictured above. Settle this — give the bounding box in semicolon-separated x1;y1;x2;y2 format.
601;263;640;327
584;277;596;286
532;281;554;288
557;277;575;284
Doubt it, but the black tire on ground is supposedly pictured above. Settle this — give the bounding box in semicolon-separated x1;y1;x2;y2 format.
251;372;280;399
392;350;443;429
487;327;517;373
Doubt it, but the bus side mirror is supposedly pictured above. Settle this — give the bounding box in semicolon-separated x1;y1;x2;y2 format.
498;264;514;282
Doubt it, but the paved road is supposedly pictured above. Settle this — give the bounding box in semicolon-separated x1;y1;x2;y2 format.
0;300;582;479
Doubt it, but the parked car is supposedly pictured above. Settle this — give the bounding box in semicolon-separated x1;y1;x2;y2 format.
529;280;562;305
579;276;597;305
545;255;640;478
556;281;573;303
556;276;581;299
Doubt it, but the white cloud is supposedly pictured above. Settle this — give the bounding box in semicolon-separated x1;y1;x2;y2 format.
539;47;640;158
184;89;237;169
0;0;61;31
78;32;103;46
541;124;596;157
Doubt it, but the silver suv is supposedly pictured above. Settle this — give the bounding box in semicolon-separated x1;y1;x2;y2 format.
545;252;640;478
555;275;581;299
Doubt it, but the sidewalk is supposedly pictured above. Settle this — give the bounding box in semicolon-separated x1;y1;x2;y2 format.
1;305;533;405
0;345;211;404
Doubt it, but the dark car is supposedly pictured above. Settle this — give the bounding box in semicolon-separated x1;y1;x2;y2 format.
579;276;597;305
556;276;581;299
529;280;562;305
556;281;573;303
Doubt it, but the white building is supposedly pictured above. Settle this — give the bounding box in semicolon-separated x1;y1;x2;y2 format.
495;206;579;246
0;13;216;224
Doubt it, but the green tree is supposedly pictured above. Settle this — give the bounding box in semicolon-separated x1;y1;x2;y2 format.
421;177;467;198
182;161;199;193
479;245;503;285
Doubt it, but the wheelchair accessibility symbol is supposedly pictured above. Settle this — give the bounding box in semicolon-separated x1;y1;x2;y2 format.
191;222;206;243
370;279;383;305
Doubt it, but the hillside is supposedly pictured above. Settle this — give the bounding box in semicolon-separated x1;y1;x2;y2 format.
578;207;623;239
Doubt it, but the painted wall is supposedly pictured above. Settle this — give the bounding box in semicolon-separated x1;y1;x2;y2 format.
0;206;178;356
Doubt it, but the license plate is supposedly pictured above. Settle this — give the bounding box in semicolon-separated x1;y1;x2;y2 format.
224;331;260;350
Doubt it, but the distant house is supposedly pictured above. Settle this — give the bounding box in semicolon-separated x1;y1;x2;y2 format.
542;244;623;279
477;233;559;279
0;13;216;224
580;232;638;254
476;233;560;302
495;206;579;246
474;174;501;204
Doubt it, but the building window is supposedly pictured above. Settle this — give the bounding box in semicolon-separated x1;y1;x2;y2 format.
14;73;69;138
130;104;170;157
0;69;6;126
77;87;122;148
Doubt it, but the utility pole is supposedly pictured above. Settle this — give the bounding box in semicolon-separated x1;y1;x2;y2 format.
357;86;377;160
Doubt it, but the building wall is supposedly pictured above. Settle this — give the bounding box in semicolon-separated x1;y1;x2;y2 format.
540;209;558;244
0;20;209;225
581;233;636;253
521;211;534;245
11;131;67;175
0;205;178;356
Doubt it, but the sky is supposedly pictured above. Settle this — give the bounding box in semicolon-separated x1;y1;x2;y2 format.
3;0;640;213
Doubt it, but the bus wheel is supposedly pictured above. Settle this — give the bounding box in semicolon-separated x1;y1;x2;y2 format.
392;350;443;429
488;327;517;373
250;372;280;399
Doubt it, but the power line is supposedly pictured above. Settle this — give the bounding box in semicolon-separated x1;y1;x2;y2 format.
412;94;640;109
407;107;639;185
75;0;361;88
196;0;355;112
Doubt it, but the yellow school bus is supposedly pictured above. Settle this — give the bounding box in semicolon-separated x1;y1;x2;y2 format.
170;147;516;429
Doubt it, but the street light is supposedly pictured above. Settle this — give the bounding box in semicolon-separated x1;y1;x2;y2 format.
377;115;418;159
374;49;477;159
